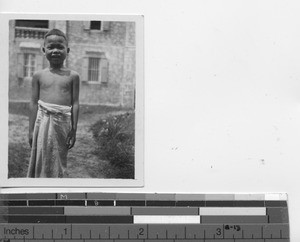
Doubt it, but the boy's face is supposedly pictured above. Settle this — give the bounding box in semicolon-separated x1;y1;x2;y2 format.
43;35;70;66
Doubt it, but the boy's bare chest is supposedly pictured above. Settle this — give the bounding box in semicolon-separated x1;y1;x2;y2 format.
39;73;72;91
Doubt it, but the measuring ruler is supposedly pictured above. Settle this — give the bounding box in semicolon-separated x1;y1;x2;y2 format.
0;193;289;242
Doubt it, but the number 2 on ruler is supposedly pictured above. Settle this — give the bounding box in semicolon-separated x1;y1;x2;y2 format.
139;228;144;236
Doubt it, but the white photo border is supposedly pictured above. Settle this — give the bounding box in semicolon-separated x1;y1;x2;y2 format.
0;13;144;187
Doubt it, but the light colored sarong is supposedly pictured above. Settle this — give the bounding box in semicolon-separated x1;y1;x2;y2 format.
27;100;72;178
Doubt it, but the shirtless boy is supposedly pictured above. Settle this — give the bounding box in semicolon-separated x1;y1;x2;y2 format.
27;29;80;178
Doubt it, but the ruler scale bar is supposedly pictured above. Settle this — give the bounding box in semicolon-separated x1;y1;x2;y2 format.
0;193;289;241
0;223;290;239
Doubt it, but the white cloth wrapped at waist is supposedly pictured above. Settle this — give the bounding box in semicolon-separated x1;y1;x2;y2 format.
27;100;72;178
38;100;72;116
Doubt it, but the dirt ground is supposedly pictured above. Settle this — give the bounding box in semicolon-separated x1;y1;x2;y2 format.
8;103;128;178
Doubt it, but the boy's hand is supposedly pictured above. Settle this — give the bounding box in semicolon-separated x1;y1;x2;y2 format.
66;129;76;149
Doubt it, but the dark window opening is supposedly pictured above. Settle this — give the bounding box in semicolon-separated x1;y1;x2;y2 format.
15;20;49;28
90;21;102;30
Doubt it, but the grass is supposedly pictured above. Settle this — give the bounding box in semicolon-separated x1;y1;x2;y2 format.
8;143;30;178
8;102;134;179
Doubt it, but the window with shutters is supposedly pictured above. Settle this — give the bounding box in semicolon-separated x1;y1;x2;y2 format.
82;53;109;84
23;53;36;78
17;50;43;80
88;57;100;81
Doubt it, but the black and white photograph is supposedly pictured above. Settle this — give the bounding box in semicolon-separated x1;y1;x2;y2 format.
1;14;144;186
2;1;300;239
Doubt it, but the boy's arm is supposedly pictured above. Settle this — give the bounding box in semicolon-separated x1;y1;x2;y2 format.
28;72;40;147
67;73;80;149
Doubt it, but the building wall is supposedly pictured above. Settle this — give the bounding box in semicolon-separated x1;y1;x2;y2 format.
9;20;136;107
122;22;136;107
9;20;45;101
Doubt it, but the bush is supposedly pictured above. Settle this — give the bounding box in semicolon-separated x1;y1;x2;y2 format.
91;112;135;179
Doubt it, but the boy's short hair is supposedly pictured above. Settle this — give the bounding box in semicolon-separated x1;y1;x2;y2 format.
44;29;68;44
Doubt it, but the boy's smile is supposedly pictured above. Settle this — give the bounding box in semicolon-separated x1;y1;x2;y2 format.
43;35;69;67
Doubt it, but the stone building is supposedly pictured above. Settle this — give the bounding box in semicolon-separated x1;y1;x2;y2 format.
9;19;136;107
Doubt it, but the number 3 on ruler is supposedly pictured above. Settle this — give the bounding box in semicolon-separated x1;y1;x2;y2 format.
216;227;222;236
